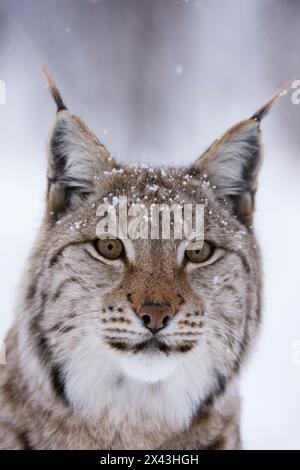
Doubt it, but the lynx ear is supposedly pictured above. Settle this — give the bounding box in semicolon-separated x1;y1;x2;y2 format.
193;86;289;224
194;119;261;224
43;68;115;216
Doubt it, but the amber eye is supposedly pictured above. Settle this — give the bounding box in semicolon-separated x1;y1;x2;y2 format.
95;238;124;259
185;241;215;263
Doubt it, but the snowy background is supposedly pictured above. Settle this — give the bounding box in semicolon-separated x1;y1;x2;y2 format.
0;0;300;449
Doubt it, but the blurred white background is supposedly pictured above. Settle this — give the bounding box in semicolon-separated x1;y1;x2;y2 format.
0;0;299;449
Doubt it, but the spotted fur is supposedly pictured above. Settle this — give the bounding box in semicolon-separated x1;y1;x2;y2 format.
0;75;285;450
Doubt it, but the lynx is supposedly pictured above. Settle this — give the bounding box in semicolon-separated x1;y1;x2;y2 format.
0;71;285;449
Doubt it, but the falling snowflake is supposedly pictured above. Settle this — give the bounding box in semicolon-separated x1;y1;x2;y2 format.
175;65;183;76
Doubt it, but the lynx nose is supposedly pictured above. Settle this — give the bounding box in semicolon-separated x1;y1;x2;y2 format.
138;302;174;334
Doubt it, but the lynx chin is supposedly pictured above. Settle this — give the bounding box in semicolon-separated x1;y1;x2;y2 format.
0;69;287;450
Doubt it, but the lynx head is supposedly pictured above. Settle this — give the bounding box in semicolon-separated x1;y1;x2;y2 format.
24;70;285;422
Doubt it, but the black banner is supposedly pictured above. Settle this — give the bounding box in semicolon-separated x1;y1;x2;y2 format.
0;450;298;467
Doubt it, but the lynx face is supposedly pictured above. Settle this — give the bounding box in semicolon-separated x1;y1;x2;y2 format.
37;165;259;389
22;73;282;429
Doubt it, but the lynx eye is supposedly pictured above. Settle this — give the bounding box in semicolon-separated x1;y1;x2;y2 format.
95;238;124;259
185;241;215;264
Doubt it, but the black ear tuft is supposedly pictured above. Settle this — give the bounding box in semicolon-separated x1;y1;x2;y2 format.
250;81;292;123
43;66;67;113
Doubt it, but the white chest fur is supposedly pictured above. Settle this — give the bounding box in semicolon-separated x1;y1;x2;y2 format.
64;336;215;435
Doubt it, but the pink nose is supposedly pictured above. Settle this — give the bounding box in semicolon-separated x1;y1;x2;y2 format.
137;302;174;334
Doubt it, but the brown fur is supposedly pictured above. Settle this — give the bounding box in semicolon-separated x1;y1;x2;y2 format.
0;77;285;450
